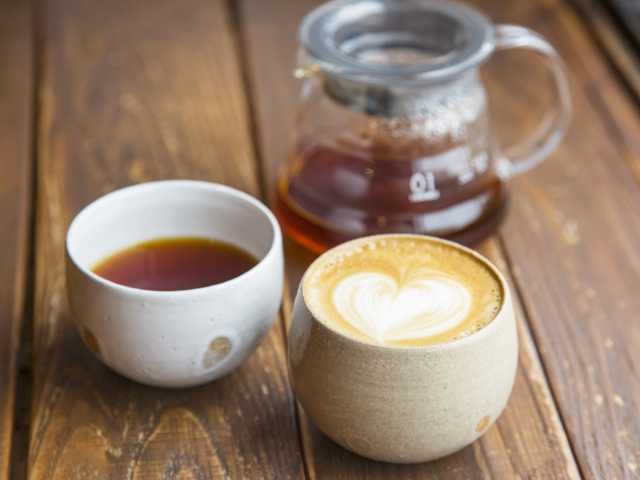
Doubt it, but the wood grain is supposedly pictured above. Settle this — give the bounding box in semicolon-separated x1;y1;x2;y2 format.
29;0;304;478
604;0;640;52
0;1;33;479
473;0;640;478
570;0;640;103
239;0;579;478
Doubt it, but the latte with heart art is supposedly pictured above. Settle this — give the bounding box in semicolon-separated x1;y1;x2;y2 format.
303;236;502;346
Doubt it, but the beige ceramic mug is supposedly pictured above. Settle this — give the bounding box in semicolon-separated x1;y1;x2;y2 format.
288;235;518;463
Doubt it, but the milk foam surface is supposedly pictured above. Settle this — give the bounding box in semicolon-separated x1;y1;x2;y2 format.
304;236;502;346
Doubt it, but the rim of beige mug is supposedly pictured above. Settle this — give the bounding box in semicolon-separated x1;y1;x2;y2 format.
301;233;510;352
66;180;282;297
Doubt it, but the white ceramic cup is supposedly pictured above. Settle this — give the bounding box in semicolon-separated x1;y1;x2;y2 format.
66;180;283;388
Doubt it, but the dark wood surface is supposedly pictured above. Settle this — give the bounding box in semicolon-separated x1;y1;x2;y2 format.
28;1;303;478
490;1;640;477
605;0;640;52
0;0;638;478
239;1;578;478
0;1;33;479
572;0;640;100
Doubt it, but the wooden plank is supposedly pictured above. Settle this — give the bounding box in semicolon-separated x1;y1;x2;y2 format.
570;0;640;105
0;1;33;479
29;1;304;478
474;0;640;478
604;0;640;52
238;0;580;478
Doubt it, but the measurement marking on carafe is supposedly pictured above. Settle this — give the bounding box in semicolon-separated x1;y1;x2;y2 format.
458;169;475;185
409;171;441;202
472;152;488;173
456;153;489;185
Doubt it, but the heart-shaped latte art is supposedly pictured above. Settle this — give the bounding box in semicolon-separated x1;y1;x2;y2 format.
332;272;472;343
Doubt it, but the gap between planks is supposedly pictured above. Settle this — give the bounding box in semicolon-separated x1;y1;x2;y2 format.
223;2;312;478
495;235;583;479
0;0;36;479
11;1;44;476
567;0;640;110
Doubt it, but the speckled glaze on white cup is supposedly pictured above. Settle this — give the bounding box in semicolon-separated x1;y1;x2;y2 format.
66;181;283;388
288;235;518;463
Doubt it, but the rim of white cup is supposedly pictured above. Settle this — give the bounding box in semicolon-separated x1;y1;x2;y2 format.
301;233;512;352
66;180;282;297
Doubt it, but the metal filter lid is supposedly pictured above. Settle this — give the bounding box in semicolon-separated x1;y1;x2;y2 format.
299;0;495;117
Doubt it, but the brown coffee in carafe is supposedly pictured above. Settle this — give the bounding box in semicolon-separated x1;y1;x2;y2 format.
276;134;508;253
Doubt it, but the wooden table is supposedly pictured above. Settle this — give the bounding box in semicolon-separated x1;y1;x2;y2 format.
1;0;639;478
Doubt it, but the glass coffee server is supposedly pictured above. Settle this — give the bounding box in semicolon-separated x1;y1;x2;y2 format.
276;0;571;252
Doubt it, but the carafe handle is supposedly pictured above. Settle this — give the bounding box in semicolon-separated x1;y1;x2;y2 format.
493;25;571;179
